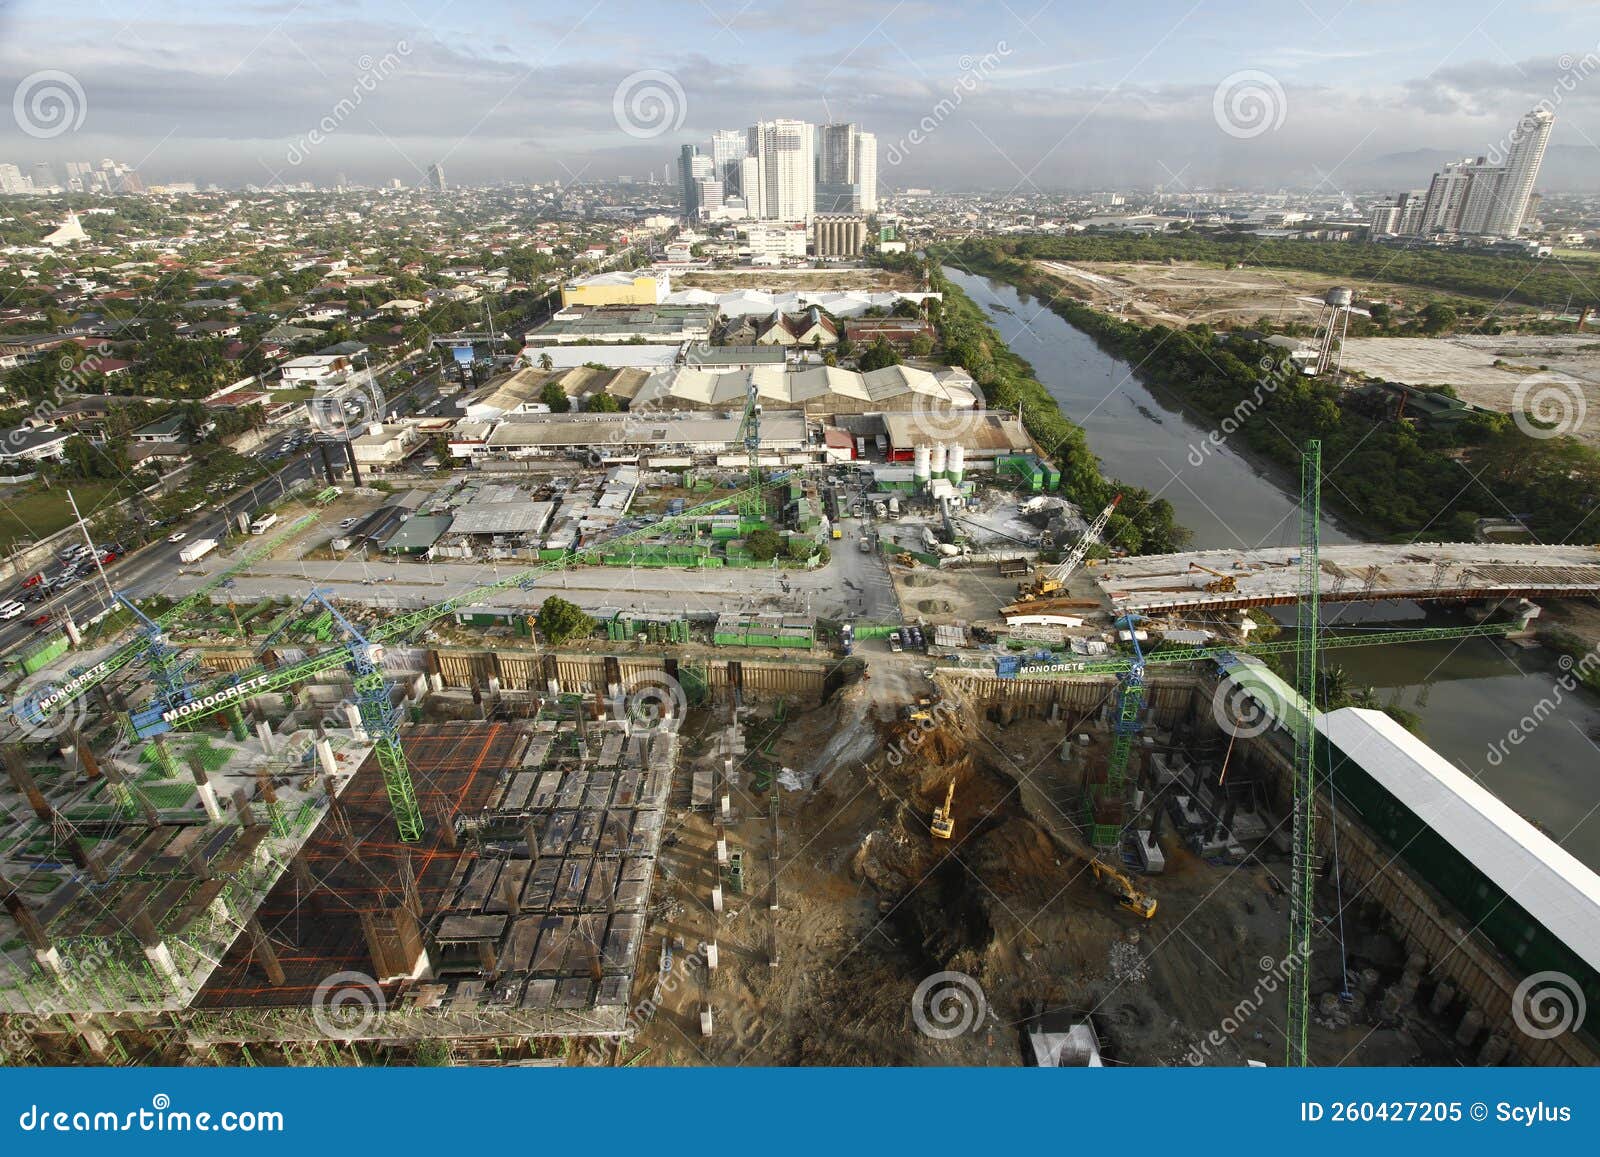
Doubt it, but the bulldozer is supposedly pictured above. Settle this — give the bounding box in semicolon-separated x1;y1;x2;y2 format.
930;780;956;840
1089;857;1157;919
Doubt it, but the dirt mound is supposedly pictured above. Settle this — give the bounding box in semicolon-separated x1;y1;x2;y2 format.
916;598;954;614
901;572;937;587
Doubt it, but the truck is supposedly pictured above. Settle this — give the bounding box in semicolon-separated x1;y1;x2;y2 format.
249;512;280;535
855;436;866;459
839;621;854;657
874;434;888;454
859;536;872;554
887;496;900;518
179;538;218;563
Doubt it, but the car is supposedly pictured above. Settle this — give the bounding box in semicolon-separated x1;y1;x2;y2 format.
30;613;50;627
168;532;187;544
21;573;42;588
0;601;26;620
99;551;118;565
339;517;359;530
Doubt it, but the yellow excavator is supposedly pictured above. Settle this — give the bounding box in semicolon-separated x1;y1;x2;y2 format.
1090;857;1157;919
1014;495;1121;603
930;780;956;840
1187;561;1238;593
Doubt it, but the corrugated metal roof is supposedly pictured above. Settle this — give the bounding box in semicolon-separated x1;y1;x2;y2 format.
1321;706;1600;974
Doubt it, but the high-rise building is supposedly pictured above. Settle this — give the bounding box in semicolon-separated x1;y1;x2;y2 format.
1397;109;1554;238
710;129;748;195
1484;108;1554;236
1419;161;1473;234
31;162;56;191
854;131;877;212
1456;159;1506;235
678;145;713;218
1368;201;1401;236
1396;189;1428;236
816;123;877;213
738;156;762;218
695;177;724;218
427;163;446;192
748;119;815;222
0;163;28;194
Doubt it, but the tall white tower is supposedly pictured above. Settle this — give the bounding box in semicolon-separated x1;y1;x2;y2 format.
1485;108;1554;236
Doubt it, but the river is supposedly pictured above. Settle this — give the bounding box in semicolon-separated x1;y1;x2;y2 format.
944;266;1600;871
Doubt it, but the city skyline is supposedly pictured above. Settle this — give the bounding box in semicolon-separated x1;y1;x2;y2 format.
0;1;1597;192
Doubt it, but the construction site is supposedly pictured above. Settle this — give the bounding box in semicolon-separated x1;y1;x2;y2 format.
1;427;1596;1070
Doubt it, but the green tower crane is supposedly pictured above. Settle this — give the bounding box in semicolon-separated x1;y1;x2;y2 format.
1287;439;1321;1067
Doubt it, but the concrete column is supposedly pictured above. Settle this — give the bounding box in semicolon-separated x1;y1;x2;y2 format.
716;837;729;865
61;616;82;647
315;738;338;778
226;703;249;741
246;915;286;986
256;720;275;756
1454;1008;1484;1049
181;751;221;820
1429;981;1456;1017
344;702;368;740
700;1006;714;1037
704;941;718;971
711;885;724;913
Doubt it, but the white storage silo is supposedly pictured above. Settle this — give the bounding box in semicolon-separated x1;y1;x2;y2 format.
949;443;965;486
930;443;948;480
913;444;932;486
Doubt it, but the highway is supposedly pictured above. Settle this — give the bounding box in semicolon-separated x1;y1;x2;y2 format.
0;449;326;655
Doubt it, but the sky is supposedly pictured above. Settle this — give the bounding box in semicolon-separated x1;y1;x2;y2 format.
0;0;1597;192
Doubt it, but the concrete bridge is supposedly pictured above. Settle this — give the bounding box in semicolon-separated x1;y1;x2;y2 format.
1094;543;1600;616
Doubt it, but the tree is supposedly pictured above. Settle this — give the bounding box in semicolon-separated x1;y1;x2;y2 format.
537;352;554;371
1420;302;1457;334
430;435;454;467
539;381;571;412
744;528;785;561
536;596;594;644
858;338;902;371
908;333;935;358
588;391;620;412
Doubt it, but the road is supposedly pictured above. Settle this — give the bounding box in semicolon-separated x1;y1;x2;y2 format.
0;450;326;655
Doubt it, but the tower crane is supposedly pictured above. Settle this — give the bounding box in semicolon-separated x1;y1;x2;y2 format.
1287;439;1322;1067
736;379;764;521
12;514;315;733
1014;494;1120;604
36;477;790;842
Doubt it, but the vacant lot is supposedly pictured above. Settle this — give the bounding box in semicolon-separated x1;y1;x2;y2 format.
1033;258;1526;330
1341;335;1600;449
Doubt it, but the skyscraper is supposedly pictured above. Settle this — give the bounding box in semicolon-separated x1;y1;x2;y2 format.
427;163;446;192
710;129;748;196
748;120;814;222
854;131;877;212
679;145;713;218
1484;108;1554;236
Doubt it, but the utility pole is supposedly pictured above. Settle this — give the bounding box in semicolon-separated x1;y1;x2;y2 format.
66;489;114;609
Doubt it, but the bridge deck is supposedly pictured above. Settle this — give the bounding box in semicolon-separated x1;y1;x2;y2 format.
1095;543;1600;615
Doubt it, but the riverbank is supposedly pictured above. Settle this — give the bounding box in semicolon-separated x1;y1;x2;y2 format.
937;242;1600;548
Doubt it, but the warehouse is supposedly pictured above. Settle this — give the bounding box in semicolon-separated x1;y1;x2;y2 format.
478;410;809;462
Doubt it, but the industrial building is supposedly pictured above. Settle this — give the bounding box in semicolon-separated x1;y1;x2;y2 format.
559;269;671;308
